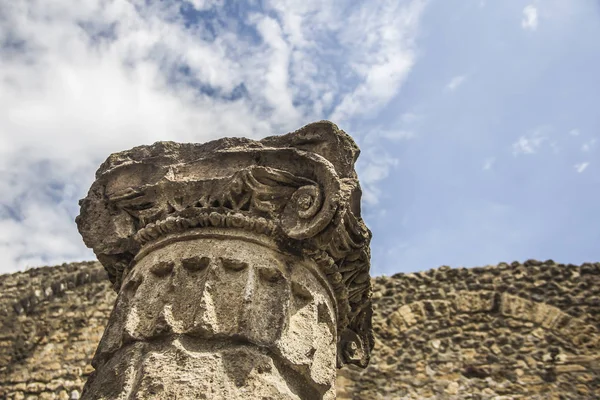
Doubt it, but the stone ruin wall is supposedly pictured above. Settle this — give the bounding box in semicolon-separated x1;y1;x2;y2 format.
338;260;600;399
1;260;599;399
0;262;114;400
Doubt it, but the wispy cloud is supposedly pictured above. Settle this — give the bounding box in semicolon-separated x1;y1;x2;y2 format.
329;0;427;123
581;138;597;152
187;0;223;11
400;112;421;123
512;132;546;155
574;162;590;173
483;157;495;170
0;0;428;273
379;130;416;141
357;107;422;205
446;75;466;91
522;5;539;31
569;128;580;136
357;149;399;205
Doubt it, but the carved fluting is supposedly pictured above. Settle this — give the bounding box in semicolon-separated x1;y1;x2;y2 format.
76;121;373;399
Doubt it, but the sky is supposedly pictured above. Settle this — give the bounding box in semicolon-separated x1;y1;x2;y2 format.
1;0;599;276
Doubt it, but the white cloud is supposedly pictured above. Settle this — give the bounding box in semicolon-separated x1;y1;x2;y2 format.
257;0;427;125
0;0;427;273
512;126;553;156
357;110;418;190
248;14;301;125
569;129;580;136
483;157;495;170
328;0;427;123
188;0;223;11
357;150;399;205
446;75;466;91
522;5;539;31
512;134;545;155
361;110;420;147
400;112;421;123
379;130;415;141
581;138;597;152
574;162;590;173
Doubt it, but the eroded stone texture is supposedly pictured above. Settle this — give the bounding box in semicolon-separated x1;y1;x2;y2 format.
337;260;600;399
76;121;373;399
2;260;600;398
0;262;114;400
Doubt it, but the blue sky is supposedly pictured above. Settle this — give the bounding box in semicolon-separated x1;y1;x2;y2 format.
0;0;599;276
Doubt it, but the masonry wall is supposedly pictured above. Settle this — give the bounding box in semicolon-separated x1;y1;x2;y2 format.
1;260;599;399
0;262;115;400
337;260;600;399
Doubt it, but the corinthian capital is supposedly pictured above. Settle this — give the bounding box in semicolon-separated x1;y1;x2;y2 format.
77;120;372;399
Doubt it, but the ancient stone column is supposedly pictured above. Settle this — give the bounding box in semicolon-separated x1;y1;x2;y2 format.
76;121;373;399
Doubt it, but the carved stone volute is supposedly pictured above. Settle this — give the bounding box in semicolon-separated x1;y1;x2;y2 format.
76;120;372;399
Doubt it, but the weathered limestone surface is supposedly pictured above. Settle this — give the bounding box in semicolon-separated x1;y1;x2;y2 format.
1;260;599;399
75;121;373;399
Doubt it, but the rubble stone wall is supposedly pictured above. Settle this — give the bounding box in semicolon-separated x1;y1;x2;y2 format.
2;260;600;399
338;260;600;399
0;262;116;400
